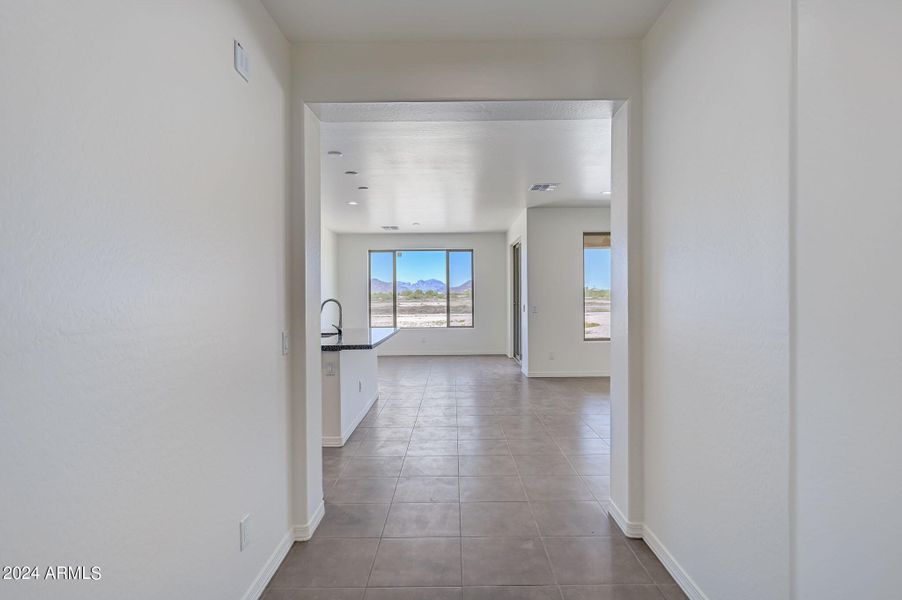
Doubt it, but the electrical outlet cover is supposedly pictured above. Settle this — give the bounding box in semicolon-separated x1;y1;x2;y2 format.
239;514;250;551
234;40;250;81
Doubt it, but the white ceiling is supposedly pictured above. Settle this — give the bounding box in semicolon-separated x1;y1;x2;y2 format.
262;0;670;43
319;102;612;234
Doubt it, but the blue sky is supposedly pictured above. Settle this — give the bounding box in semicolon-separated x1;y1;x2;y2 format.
397;251;445;283
585;248;611;290
371;251;472;286
370;251;393;282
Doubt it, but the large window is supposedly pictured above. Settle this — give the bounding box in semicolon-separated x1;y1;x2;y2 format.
369;250;474;329
583;233;611;341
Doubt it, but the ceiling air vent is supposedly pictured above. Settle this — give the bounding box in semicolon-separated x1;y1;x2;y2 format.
381;226;400;231
529;183;560;192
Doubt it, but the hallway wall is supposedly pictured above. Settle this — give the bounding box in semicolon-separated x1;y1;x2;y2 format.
0;2;292;599
794;2;902;598
641;1;792;598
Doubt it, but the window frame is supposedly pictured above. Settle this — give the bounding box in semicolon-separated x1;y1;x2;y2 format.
368;249;475;330
582;232;611;342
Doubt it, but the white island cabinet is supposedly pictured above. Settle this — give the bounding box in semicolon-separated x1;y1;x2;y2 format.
321;327;399;446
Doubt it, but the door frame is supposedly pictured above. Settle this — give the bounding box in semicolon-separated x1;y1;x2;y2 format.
511;241;522;363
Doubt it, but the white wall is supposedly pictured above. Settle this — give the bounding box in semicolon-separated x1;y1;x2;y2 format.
526;207;611;377
336;232;508;356
609;102;644;529
642;1;791;599
288;105;324;535
294;40;642;104
321;225;339;330
794;2;902;598
0;2;291;599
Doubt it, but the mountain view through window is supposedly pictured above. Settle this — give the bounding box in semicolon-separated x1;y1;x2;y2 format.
369;250;474;328
584;233;611;340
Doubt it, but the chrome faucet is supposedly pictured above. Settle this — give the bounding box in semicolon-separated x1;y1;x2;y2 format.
320;298;343;336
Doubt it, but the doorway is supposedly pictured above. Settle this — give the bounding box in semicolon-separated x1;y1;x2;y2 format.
511;241;522;362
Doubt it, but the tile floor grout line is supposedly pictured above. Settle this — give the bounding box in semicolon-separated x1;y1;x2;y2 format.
305;357;628;597
516;414;562;594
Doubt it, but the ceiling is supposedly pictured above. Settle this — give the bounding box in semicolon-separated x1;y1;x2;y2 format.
262;0;670;43
318;101;613;234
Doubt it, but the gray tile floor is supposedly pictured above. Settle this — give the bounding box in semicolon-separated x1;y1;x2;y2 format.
266;356;687;600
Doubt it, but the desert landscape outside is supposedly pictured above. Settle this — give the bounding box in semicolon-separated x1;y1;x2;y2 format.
584;233;611;340
369;249;473;328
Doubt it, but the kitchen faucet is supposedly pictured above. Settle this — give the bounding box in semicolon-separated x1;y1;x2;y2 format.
320;298;343;336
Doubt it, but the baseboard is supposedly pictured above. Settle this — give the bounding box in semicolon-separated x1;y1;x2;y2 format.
377;351;509;357
292;500;325;541
601;499;708;600
322;392;379;447
603;498;644;538
643;526;710;600
240;530;292;600
527;370;610;378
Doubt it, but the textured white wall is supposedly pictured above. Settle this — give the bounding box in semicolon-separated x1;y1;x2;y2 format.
794;2;902;598
336;233;508;356
642;1;791;598
0;2;291;599
294;39;642;103
526;207;611;376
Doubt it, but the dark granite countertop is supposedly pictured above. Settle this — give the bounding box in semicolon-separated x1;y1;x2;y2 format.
321;327;400;352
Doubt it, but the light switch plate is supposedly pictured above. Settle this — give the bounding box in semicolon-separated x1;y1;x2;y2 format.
282;331;289;356
234;40;250;81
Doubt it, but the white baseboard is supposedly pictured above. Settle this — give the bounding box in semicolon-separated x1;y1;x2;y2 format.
322;392;379;447
527;370;610;378
603;498;644;538
241;530;292;600
643;526;710;600
292;500;325;541
602;499;708;600
377;351;508;357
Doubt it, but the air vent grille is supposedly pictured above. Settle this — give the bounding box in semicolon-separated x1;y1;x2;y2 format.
529;183;560;192
381;226;400;231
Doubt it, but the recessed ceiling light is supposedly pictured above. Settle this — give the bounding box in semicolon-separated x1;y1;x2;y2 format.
358;186;369;190
529;183;560;192
347;201;359;206
412;222;421;227
327;150;343;157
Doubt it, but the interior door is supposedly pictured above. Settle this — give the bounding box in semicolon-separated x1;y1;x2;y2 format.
512;242;522;362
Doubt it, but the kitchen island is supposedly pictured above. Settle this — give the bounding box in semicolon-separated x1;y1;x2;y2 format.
321;327;399;446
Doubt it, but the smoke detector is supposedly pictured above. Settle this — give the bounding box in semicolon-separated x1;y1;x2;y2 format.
529;183;560;192
381;226;400;231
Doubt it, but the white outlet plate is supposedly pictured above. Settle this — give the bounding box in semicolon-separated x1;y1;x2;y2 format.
239;514;250;551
